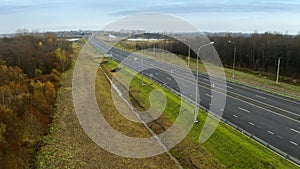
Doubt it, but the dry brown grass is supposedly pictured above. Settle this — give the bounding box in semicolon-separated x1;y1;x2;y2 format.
36;41;179;169
101;61;225;169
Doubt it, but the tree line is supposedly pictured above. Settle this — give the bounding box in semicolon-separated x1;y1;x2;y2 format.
0;33;73;168
211;33;300;84
131;33;300;84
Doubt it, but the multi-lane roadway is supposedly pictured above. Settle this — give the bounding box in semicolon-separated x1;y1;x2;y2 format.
88;36;300;162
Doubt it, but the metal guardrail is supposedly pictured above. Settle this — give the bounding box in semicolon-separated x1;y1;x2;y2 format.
222;118;300;166
95;41;300;167
151;74;300;166
128;63;300;167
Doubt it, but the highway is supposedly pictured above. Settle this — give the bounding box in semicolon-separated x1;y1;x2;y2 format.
88;36;300;162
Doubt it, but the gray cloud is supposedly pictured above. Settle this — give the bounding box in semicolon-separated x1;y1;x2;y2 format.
108;1;300;16
0;1;73;14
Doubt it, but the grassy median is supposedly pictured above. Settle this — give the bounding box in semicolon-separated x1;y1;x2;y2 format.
112;40;300;100
101;58;299;169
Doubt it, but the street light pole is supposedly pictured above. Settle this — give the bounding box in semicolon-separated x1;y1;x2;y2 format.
188;44;191;66
141;44;145;86
141;57;145;86
194;41;214;123
162;40;164;58
228;40;236;79
276;57;282;84
153;44;156;57
182;39;191;66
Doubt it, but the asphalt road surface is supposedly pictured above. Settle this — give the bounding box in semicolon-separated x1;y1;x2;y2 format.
88;36;300;161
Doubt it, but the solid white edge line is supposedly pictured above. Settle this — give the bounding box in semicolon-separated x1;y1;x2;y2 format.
167;67;300;124
226;86;299;118
93;40;300;125
227;79;300;106
94;41;300;166
176;70;299;119
168;64;300;113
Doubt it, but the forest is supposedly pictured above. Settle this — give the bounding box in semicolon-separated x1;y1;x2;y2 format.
211;33;300;83
0;33;72;168
133;32;300;84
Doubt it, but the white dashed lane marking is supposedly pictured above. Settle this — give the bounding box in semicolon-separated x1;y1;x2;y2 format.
267;131;274;135
256;95;266;99
233;114;238;118
290;141;298;146
291;128;300;134
238;107;250;113
249;122;255;126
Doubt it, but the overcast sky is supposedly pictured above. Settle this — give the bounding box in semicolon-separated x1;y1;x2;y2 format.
1;0;300;34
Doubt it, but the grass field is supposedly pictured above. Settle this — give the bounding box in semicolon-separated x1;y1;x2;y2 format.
36;39;299;168
101;58;299;169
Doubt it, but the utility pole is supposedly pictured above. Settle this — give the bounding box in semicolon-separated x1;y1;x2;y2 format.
162;40;164;59
142;44;145;86
228;40;236;79
188;44;191;66
276;57;282;84
141;58;145;86
153;44;156;57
